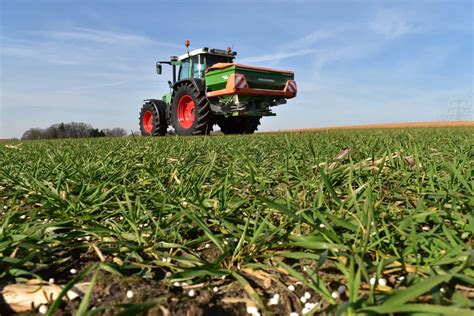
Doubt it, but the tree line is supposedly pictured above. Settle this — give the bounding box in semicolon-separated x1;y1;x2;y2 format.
21;122;127;140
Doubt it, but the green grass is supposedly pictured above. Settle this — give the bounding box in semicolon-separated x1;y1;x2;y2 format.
1;127;473;315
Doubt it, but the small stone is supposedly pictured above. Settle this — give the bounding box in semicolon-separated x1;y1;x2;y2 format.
173;282;181;287
290;313;299;316
304;291;311;299
440;287;446;294
337;285;346;294
268;297;278;305
273;293;280;300
20;214;26;219
319;223;325;228
69;268;77;275
38;305;48;314
126;290;134;298
300;296;307;303
85;236;91;241
205;243;211;249
48;278;55;283
246;305;259;315
378;278;387;286
422;226;430;231
331;291;340;299
369;277;376;286
399;276;405;281
188;289;196;297
288;284;295;291
213;286;219;292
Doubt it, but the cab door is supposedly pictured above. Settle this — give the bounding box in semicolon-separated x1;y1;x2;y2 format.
178;58;191;80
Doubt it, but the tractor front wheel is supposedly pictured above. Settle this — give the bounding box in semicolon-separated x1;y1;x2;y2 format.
217;116;261;134
171;82;213;135
139;100;168;136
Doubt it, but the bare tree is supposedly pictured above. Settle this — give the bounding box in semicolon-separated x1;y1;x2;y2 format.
21;122;112;140
21;128;44;140
103;128;127;137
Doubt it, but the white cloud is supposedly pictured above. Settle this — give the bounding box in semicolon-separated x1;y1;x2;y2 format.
239;48;317;63
1;28;179;68
282;30;333;50
369;8;421;39
240;29;336;64
36;28;181;48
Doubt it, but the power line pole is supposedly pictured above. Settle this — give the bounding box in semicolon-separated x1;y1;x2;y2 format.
444;96;472;121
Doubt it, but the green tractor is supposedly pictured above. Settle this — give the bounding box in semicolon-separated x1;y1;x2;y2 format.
139;41;297;136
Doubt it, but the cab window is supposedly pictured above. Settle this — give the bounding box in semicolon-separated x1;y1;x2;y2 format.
192;56;205;78
204;55;233;68
178;59;191;80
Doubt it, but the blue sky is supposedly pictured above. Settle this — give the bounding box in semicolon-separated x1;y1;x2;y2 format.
1;0;472;138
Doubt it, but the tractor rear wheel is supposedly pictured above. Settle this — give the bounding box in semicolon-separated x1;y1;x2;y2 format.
171;82;213;135
139;100;168;136
217;116;261;134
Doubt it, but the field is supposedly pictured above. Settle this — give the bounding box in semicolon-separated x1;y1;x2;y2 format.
1;126;473;315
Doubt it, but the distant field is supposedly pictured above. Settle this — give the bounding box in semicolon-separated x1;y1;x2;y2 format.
1;127;473;315
269;121;474;133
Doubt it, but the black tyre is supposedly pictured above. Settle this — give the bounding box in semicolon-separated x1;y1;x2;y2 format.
139;100;168;136
217;116;261;134
171;82;213;135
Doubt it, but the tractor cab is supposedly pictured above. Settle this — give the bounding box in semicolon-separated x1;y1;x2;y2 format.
177;50;236;80
157;45;237;84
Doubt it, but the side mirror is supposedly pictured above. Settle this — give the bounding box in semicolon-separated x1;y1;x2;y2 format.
156;63;162;75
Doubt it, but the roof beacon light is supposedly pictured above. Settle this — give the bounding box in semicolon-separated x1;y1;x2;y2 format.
185;40;190;54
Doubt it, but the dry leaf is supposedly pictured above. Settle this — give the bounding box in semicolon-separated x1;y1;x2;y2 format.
1;282;86;313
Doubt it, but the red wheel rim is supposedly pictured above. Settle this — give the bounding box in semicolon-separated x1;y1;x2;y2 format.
142;111;154;132
177;95;195;129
